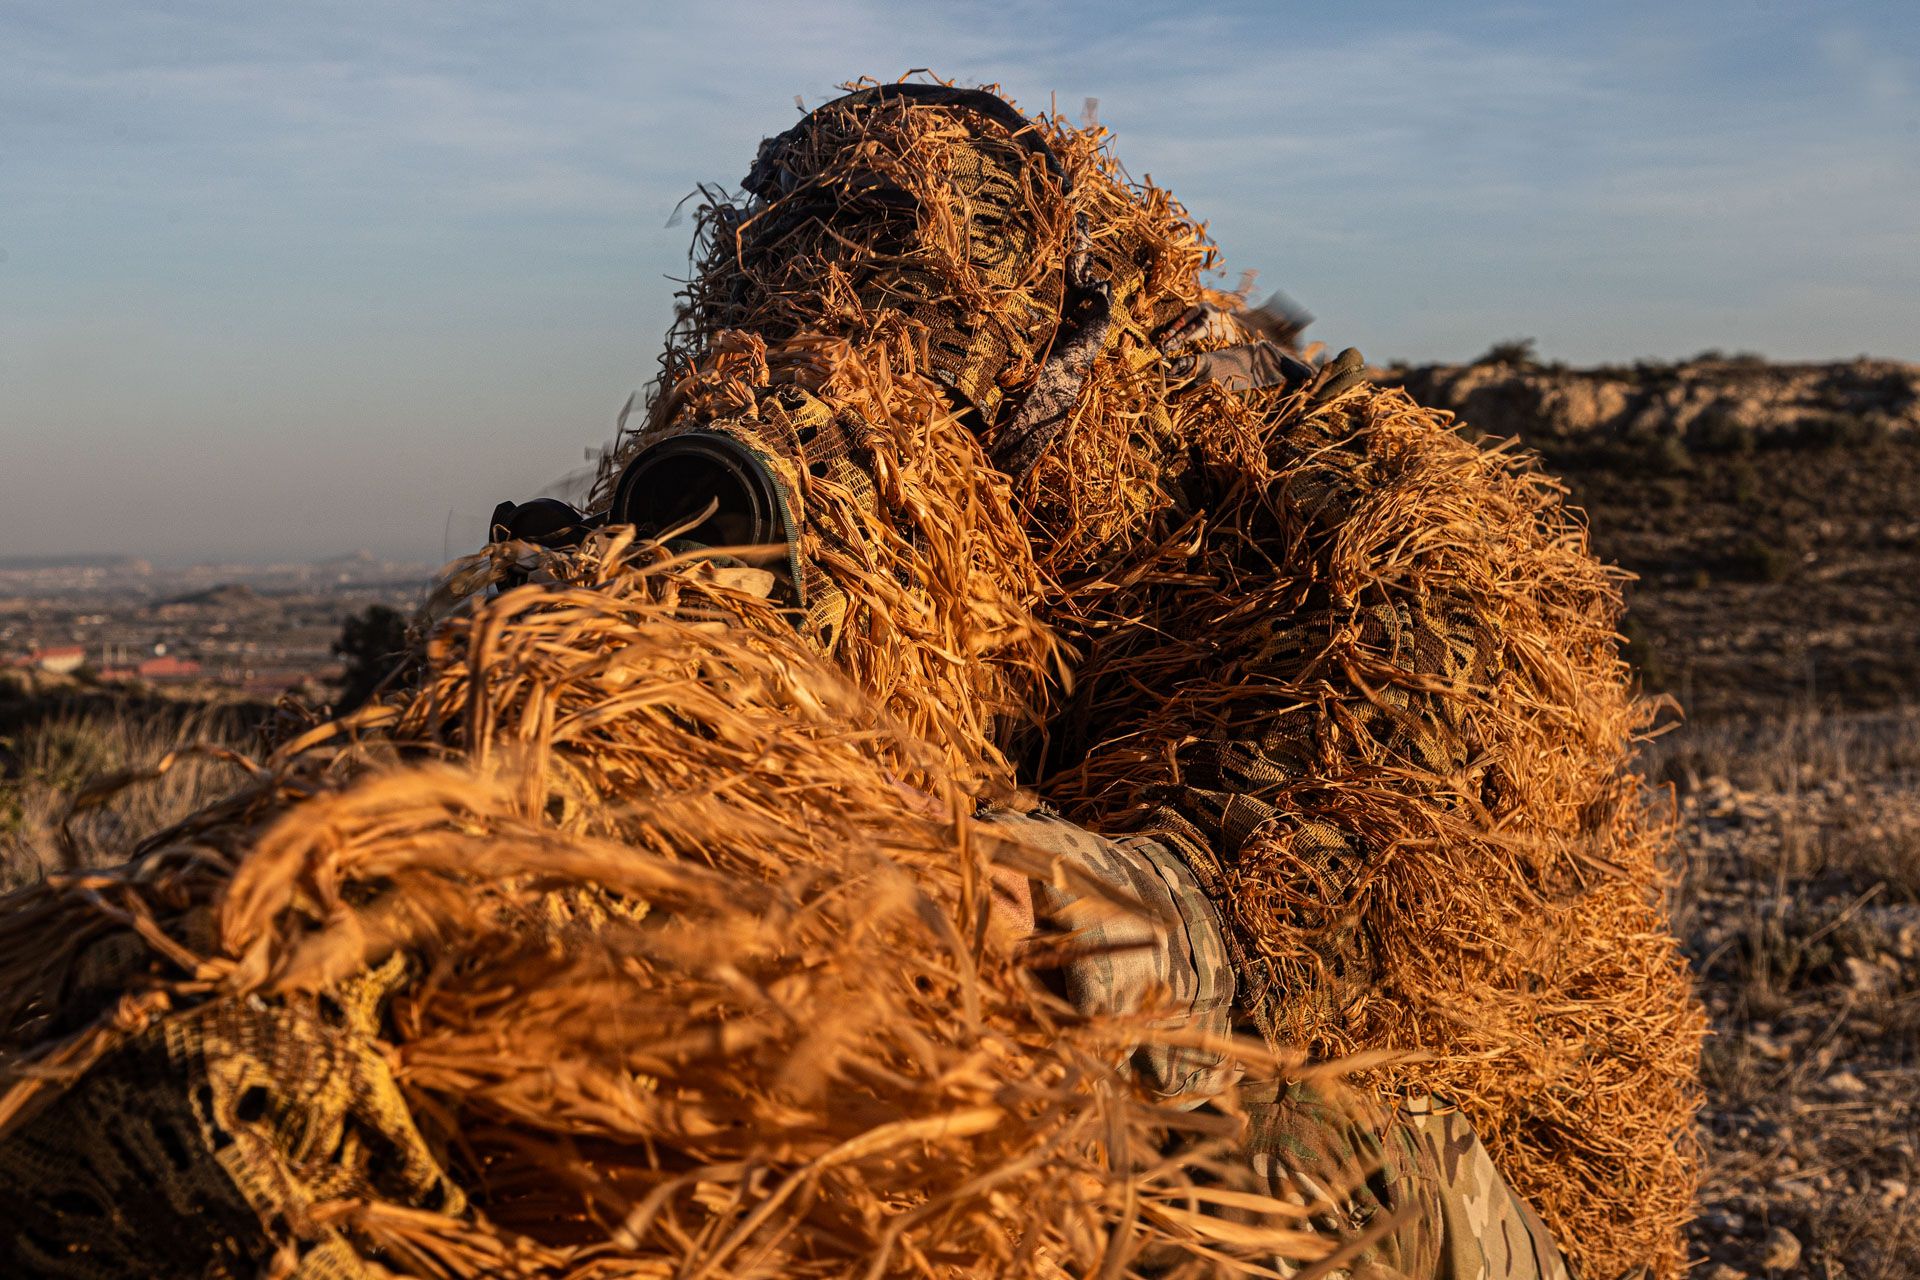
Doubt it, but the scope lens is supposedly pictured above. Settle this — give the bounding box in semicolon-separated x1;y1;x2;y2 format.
610;434;784;550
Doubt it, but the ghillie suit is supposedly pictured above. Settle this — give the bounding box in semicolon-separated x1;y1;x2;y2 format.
595;80;1704;1278
0;78;1702;1280
0;543;1336;1277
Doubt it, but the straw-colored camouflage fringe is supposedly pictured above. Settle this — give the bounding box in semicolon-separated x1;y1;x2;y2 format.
0;537;1336;1278
595;77;1704;1279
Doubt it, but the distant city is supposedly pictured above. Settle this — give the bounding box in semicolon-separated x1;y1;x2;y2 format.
0;551;437;699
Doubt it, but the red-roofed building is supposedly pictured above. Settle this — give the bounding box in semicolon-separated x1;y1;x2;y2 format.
136;655;202;681
30;646;86;675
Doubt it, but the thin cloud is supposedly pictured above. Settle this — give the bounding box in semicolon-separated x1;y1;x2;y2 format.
2;0;1916;562
1821;27;1912;107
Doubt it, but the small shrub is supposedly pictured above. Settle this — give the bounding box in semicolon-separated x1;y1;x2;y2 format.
1646;476;1690;508
1637;434;1694;474
1620;613;1670;690
1472;337;1538;368
1786;414;1885;451
1688;409;1755;455
1720;535;1796;583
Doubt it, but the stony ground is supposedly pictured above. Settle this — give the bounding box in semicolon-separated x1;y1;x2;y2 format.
1656;710;1920;1277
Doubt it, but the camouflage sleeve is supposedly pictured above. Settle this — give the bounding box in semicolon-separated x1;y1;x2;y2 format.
977;814;1571;1278
977;809;1236;1106
1233;1082;1572;1280
1403;1099;1571;1280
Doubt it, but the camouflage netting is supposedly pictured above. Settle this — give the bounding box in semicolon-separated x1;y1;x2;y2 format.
593;79;1704;1278
0;540;1333;1277
0;75;1704;1279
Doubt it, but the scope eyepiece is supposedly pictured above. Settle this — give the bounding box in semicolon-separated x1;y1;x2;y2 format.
490;496;602;548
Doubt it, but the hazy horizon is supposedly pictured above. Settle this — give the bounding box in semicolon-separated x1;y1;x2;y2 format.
5;1;1917;564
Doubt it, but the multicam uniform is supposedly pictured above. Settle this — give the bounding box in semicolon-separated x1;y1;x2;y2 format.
985;809;1572;1280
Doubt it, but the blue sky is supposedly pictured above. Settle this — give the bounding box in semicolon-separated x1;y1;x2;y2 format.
3;1;1916;563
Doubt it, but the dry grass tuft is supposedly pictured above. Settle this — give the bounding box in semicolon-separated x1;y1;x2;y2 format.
0;690;262;888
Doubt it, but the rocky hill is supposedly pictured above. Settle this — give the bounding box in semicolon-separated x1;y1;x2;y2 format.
1387;356;1920;720
1394;357;1919;450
